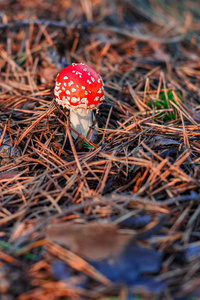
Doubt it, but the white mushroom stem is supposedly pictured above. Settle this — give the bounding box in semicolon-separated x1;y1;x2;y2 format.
70;108;96;139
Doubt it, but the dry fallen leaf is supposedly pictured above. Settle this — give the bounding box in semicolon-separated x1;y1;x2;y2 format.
46;222;135;260
39;67;59;84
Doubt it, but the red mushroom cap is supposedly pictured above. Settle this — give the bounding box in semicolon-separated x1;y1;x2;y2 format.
54;63;104;110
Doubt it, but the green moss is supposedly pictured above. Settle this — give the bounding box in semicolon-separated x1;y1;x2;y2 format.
147;90;184;121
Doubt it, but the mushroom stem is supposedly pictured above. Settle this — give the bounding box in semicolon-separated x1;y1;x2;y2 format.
70;108;96;139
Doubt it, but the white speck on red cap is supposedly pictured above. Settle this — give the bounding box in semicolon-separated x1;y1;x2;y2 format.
81;98;88;103
71;97;80;103
68;81;74;87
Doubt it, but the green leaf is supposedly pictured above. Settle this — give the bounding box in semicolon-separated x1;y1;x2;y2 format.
83;141;95;148
0;241;37;260
0;241;12;250
23;253;37;260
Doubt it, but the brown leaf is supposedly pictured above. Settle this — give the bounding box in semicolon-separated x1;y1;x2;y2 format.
39;67;58;84
0;171;18;180
46;222;135;260
150;136;180;148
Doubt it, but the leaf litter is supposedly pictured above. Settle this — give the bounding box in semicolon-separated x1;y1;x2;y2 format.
0;0;200;299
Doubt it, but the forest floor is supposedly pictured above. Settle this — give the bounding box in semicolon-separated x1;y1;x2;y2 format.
0;0;200;299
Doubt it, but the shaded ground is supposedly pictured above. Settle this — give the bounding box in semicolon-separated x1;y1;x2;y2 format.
0;0;200;299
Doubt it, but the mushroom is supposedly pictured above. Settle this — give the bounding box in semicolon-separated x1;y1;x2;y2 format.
54;63;104;139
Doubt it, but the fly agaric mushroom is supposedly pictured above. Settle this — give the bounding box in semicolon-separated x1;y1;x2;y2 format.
54;63;104;139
